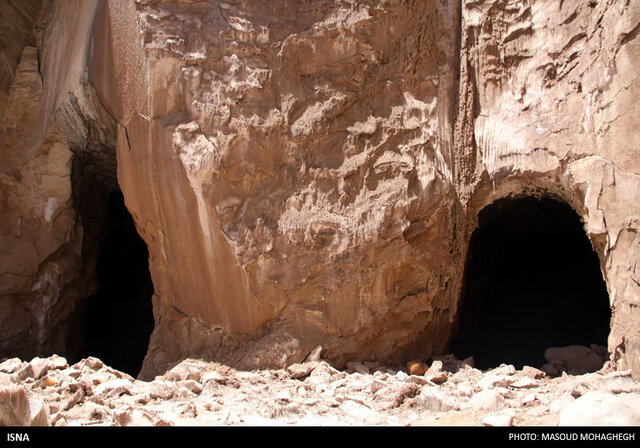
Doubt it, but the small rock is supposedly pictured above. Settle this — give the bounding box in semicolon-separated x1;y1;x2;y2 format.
83;357;104;371
426;371;448;385
521;366;546;379
369;379;385;394
482;410;515;427
437;354;474;372
511;376;538;389
346;361;369;375
0;358;25;374
177;379;203;395
93;378;132;398
65;368;82;379
468;389;505;411
47;355;68;370
425;360;449;385
63;388;85;411
287;362;318;379
311;361;339;378
201;371;226;384
477;373;515;390
304;345;323;363
406;360;428;376
149;380;179;400
42;376;58;388
165;360;203;382
406;375;431;386
416;387;458;412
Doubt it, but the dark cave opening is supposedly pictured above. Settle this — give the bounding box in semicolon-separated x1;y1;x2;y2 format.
82;190;154;378
449;195;611;371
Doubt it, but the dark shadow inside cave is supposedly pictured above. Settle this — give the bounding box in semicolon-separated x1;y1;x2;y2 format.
83;190;154;377
449;195;611;371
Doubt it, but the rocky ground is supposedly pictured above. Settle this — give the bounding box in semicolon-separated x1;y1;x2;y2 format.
1;346;639;427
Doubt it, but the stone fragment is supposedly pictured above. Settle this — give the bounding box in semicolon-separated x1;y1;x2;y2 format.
406;360;428;376
47;355;68;370
416;387;458;412
425;360;448;384
346;362;369;375
406;375;431;386
369;379;385;394
304;346;323;363
482;410;515;427
164;360;204;382
149;380;179;400
27;393;50;426
177;380;203;395
83;357;104;371
521;366;546;379
93;378;133;398
0;358;26;374
511;377;538;389
201;371;226;384
477;373;515;390
559;391;640;426
42;376;58;388
467;389;505;412
287;362;318;379
0;386;31;426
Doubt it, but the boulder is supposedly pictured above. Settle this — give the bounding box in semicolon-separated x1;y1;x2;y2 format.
544;345;606;374
559;391;640;426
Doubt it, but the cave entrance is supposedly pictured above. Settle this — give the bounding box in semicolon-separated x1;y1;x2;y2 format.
449;195;611;371
83;190;154;377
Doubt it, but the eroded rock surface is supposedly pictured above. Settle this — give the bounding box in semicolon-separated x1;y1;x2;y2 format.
0;0;639;384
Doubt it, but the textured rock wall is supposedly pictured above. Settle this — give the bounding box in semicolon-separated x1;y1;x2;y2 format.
0;0;116;360
1;0;639;380
92;0;464;377
454;0;640;378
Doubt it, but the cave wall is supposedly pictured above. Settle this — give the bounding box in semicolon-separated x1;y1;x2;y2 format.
0;0;117;361
0;0;639;380
454;0;640;378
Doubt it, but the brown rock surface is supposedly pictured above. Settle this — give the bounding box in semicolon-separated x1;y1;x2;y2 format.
0;0;639;387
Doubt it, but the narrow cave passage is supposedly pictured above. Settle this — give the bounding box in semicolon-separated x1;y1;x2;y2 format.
83;190;154;377
449;195;611;371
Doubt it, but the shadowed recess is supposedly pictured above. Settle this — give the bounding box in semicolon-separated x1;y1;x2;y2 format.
83;190;154;377
450;195;611;370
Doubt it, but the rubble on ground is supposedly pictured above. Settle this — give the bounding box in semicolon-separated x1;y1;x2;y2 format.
1;346;638;427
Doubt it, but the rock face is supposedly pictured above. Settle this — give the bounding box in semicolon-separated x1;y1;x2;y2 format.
0;0;639;382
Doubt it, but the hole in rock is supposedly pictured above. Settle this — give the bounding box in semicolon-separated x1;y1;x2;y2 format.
450;195;611;371
83;190;154;377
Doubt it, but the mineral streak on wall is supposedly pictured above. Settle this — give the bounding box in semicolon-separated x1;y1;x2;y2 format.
0;0;639;380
